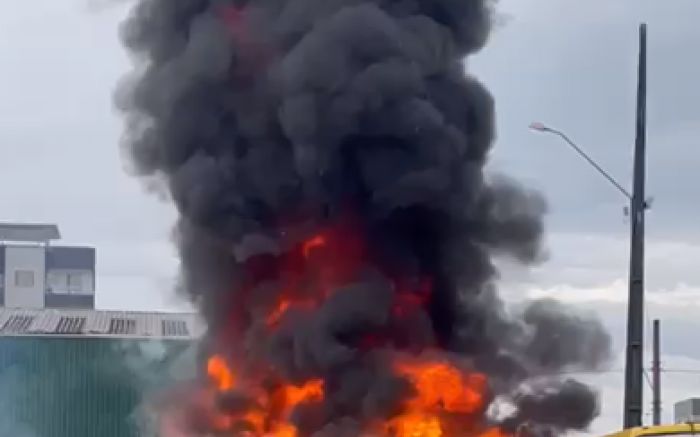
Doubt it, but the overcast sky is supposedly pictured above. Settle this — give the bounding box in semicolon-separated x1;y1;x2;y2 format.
2;0;700;434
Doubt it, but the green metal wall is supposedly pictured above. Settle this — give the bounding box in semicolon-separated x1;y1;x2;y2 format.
0;337;196;437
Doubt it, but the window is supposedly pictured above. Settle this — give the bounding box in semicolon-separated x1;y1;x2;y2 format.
14;270;34;287
67;273;83;291
46;270;93;294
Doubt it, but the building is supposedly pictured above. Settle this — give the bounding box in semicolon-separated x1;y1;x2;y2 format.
0;307;202;437
0;223;203;437
0;223;95;310
674;398;700;423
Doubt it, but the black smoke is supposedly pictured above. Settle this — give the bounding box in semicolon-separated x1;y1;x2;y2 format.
116;0;611;435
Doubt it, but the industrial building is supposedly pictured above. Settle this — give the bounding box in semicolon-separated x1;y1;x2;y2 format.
0;223;95;309
0;223;201;437
674;398;700;424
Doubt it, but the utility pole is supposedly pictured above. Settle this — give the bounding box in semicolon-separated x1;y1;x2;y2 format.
623;22;648;429
529;24;649;428
652;319;662;425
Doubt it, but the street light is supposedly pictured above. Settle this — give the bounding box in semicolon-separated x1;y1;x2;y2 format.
530;120;648;428
530;38;648;429
530;25;648;431
528;122;632;200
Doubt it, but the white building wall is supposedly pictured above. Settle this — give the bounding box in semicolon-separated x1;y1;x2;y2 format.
675;398;700;423
4;245;46;309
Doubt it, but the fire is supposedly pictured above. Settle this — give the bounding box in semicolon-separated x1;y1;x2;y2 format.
390;413;442;437
281;379;324;406
208;354;235;391
395;362;487;414
265;299;292;327
302;234;327;258
203;354;324;437
477;429;509;437
383;360;505;437
174;228;507;437
262;231;348;329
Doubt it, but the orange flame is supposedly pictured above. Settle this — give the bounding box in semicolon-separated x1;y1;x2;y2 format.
395;361;487;414
204;353;324;437
477;428;510;437
302;234;326;258
385;360;503;437
208;354;235;391
266;299;292;327
389;412;442;437
283;379;324;407
190;222;508;437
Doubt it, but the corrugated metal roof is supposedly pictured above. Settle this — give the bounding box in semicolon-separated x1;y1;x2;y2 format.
0;222;60;242
2;314;35;333
0;308;203;339
162;319;189;337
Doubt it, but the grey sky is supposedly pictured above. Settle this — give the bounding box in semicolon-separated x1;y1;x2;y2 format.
2;0;700;433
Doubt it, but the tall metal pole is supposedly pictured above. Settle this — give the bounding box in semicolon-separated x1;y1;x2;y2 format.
623;22;647;429
652;319;662;425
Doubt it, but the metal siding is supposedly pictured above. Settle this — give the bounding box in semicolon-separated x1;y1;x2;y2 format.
0;223;60;242
27;311;61;333
674;399;692;423
142;314;160;337
44;293;95;309
0;336;195;437
86;310;111;334
0;308;201;339
0;245;4;307
45;247;95;271
692;398;700;415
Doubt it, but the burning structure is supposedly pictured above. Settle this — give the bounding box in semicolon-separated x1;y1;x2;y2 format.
116;0;611;436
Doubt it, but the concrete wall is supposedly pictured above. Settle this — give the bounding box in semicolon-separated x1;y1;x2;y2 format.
3;245;45;309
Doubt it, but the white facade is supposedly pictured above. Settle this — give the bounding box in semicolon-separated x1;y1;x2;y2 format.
4;245;46;309
674;398;700;423
1;223;95;310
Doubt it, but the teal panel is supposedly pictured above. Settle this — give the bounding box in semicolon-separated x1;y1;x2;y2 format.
0;337;196;437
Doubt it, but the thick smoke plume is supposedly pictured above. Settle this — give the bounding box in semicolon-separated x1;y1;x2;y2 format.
116;0;611;435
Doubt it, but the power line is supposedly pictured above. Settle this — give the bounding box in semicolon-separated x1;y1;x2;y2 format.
661;369;700;374
527;368;700;377
643;369;653;390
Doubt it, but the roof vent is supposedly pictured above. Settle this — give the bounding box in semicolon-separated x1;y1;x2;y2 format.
161;319;189;337
55;316;86;334
108;318;136;335
1;315;35;333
